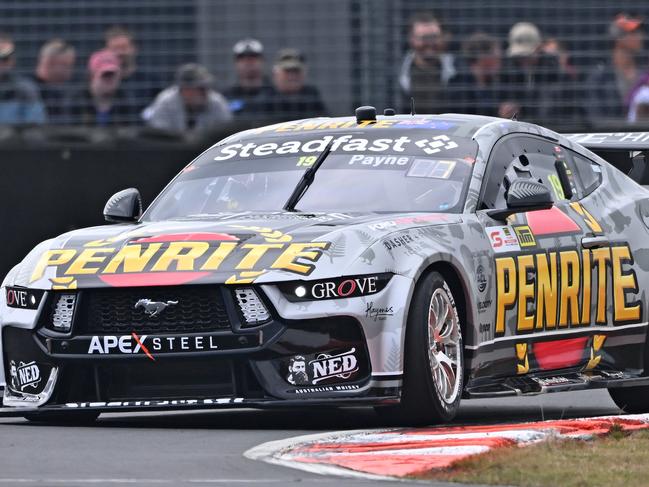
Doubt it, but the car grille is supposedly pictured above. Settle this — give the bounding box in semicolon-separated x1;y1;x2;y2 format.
75;285;232;335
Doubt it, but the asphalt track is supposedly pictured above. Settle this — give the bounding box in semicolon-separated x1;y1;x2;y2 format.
0;389;622;487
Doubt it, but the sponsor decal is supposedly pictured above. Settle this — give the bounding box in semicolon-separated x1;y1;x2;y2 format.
513;225;536;248
347;154;411;168
367;213;450;231
287;355;309;386
394;119;457;130
413;135;459;154
214;135;414;161
566;132;649;144
383;234;415;250
255;118;456;133
30;238;330;285
281;274;390;302
5;287;42;310
135;298;178;318
286;348;360;386
65;398;245;408
311;276;378;299
83;333;259;359
365;301;394;322
476;265;487;293
495;244;641;336
477;299;492;313
310;348;359;384
9;360;41;392
292;384;360;394
486;225;520;253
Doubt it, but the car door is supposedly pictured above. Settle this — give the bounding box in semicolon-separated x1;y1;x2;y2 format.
476;134;610;376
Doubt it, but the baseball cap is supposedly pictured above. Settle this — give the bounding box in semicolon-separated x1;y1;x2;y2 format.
88;49;120;76
507;22;542;57
275;48;305;70
175;63;214;88
233;38;263;57
609;13;643;39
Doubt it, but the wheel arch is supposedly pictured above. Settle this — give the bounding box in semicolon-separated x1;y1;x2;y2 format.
409;258;476;350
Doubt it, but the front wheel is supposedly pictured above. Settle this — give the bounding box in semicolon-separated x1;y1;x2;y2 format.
377;271;464;425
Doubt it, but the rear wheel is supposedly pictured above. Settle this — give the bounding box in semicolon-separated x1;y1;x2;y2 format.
609;386;649;413
608;329;649;413
376;271;464;425
24;411;99;424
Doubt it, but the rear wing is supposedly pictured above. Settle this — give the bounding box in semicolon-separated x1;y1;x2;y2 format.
565;132;649;184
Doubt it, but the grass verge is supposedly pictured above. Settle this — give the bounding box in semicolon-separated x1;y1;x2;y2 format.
415;427;649;487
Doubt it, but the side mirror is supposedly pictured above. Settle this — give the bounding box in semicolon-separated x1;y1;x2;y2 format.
487;179;553;221
104;188;143;223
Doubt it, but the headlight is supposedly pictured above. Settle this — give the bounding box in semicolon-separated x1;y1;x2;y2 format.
233;287;270;326
278;273;392;302
5;287;44;310
49;293;77;332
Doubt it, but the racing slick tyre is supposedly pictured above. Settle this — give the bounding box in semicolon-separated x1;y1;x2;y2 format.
23;411;100;424
376;271;464;425
608;344;649;413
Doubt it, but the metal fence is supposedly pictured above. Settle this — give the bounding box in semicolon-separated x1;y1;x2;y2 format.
1;0;649;131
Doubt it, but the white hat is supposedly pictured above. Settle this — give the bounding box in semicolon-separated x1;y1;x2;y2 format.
507;22;542;57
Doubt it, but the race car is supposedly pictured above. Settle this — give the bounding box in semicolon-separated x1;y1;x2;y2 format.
3;107;649;424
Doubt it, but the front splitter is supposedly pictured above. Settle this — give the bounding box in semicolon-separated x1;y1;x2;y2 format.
0;394;400;417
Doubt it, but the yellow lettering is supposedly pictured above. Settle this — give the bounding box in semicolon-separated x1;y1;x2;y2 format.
581;248;591;325
591;247;611;324
30;249;77;282
612;246;640;322
495;257;517;335
66;248;115;275
559;250;580;327
536;252;558;330
373;119;396;128
104;243;162;273
151;242;209;272
271;242;329;275
236;244;284;270
517;255;535;332
200;242;238;271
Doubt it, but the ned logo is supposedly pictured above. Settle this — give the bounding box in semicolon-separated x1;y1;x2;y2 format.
514;225;536;247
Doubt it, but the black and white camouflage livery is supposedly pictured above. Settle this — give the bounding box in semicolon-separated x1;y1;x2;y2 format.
3;113;649;423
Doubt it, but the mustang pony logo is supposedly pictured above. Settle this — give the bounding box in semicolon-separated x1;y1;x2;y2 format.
135;299;178;318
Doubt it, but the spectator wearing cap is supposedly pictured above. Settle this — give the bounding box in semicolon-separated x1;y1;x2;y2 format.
71;49;138;126
500;22;569;122
224;38;275;120
269;49;326;120
398;12;457;114
105;25;163;115
0;34;46;125
32;39;76;124
142;63;231;133
586;13;644;121
453;33;503;116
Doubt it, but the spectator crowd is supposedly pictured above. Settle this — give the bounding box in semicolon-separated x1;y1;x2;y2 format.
3;12;649;132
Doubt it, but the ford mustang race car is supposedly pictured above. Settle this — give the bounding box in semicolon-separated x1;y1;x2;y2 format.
3;108;649;424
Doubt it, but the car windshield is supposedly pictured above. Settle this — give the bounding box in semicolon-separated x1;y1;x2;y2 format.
144;130;478;221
